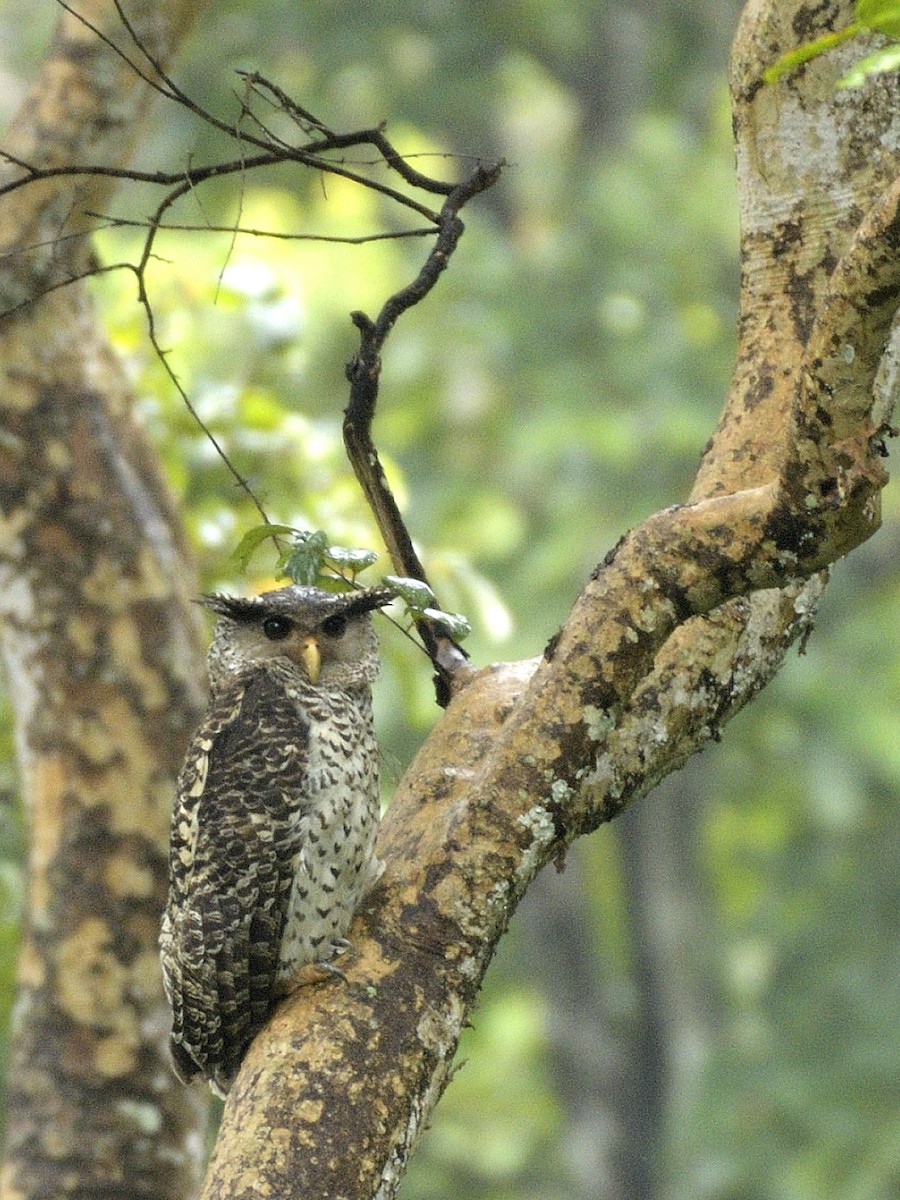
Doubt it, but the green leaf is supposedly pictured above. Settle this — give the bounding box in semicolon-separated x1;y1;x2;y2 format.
839;41;900;84
765;2;900;86
763;25;860;84
309;576;353;595
325;545;379;576
232;523;297;570
283;529;330;585
380;578;472;638
382;575;437;610
857;0;900;38
422;607;472;641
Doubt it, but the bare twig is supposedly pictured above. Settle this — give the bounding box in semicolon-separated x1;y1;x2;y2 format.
85;215;434;244
343;163;503;699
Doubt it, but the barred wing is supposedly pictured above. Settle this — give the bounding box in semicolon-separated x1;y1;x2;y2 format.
161;667;311;1092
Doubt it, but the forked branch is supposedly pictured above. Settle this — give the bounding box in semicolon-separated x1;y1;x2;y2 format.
343;163;503;697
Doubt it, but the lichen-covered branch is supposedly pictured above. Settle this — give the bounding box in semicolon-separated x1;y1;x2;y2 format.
201;4;897;1199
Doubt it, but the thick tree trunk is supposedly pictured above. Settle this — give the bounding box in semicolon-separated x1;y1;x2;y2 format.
0;3;212;1197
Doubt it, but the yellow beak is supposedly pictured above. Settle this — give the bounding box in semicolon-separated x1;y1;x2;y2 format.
300;636;321;684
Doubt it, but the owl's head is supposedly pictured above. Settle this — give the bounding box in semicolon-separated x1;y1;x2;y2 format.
201;584;395;689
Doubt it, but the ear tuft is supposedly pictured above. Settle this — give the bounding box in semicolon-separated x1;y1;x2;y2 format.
198;593;265;622
337;586;397;619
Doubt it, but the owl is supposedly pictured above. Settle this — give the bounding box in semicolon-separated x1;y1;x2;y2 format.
159;582;394;1096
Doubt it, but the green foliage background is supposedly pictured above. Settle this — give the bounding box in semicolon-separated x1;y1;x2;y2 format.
1;2;898;1198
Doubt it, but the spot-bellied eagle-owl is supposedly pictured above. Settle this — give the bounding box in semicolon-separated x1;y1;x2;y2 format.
159;583;393;1095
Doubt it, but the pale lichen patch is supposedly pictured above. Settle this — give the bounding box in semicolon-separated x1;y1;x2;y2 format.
44;1122;77;1158
377;1044;457;1200
96;1031;139;1078
549;779;571;803
582;752;620;798
294;1098;325;1124
110;615;168;708
583;705;614;742
416;994;464;1057
516;804;556;881
131;949;166;1002
56;918;130;1024
80;558;133;608
0;506;31;551
44;438;72;471
637;604;659;631
451;876;510;944
66;613;98;657
26;754;67;922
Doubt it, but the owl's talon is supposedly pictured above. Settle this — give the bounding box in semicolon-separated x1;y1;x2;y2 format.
290;957;349;986
317;959;349;983
313;938;353;980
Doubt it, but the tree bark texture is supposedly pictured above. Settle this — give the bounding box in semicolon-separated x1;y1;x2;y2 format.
201;3;899;1197
0;3;212;1199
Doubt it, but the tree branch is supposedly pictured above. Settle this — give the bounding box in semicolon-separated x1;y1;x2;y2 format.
343;164;502;697
201;4;898;1198
1;13;500;607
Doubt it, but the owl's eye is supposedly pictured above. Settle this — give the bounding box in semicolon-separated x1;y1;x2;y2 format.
321;614;347;639
262;615;293;641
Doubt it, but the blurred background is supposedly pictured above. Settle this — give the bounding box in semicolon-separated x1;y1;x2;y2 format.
1;2;898;1197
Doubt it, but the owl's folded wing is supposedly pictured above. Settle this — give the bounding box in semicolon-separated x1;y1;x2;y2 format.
161;668;311;1093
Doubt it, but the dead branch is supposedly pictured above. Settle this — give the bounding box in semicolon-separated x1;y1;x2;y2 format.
344;163;503;696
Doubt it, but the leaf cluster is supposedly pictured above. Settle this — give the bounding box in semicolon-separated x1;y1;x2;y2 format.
233;524;471;642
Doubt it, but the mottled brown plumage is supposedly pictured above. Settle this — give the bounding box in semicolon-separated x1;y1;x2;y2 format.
160;583;393;1095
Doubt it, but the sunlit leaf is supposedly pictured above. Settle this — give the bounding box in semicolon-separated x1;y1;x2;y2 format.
326;545;379;576
382;575;436;610
839;42;900;85
765;1;900;85
232;523;297;569
857;0;900;38
763;26;860;84
422;607;472;641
